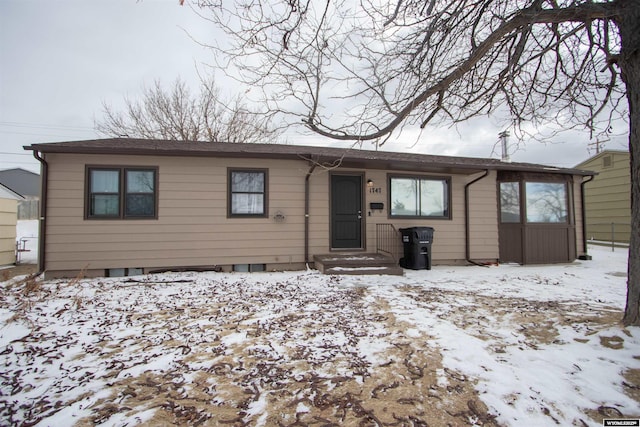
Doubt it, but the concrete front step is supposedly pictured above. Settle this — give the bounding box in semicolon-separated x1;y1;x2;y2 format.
313;253;404;276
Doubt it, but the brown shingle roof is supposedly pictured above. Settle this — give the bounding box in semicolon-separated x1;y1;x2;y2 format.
24;138;595;176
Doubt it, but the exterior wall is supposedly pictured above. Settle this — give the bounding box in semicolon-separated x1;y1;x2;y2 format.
44;153;315;276
577;151;631;243
466;171;500;262
362;169;498;263
0;198;18;265
43;153;501;277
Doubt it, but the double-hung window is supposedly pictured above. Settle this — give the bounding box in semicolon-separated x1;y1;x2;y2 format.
389;175;450;219
228;169;268;217
86;167;157;219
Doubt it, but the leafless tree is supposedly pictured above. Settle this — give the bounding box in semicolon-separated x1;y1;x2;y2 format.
196;0;640;324
96;77;279;144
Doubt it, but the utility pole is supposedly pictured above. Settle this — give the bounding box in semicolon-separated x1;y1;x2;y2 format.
588;139;603;154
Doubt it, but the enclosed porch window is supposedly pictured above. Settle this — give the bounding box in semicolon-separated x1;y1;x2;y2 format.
497;172;575;264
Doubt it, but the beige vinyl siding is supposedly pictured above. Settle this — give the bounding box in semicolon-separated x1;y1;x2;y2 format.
466;171;499;261
0;198;18;265
43;152;505;276
362;169;498;264
44;153;315;273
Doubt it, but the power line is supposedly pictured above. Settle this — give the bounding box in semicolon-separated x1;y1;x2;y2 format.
0;129;96;138
0;151;32;156
0;121;95;132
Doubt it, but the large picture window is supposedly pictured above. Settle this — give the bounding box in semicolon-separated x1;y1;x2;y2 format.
86;167;157;219
228;169;268;217
389;175;450;218
525;182;568;223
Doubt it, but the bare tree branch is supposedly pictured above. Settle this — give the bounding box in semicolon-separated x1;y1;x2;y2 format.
95;76;280;144
195;0;640;325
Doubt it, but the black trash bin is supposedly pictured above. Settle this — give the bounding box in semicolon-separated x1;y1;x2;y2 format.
399;227;434;270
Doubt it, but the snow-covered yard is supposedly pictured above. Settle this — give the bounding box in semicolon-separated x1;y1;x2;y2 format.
0;245;638;426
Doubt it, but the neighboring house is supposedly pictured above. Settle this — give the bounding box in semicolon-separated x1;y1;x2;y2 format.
575;150;631;243
0;183;24;266
24;138;595;279
0;168;41;220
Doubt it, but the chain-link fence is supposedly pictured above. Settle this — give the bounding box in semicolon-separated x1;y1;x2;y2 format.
586;222;631;251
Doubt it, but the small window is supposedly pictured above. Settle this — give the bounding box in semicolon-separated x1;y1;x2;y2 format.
525;182;568;223
500;182;521;223
106;267;144;277
603;155;613;168
233;264;266;272
228;169;268;217
87;167;157;219
389;175;450;219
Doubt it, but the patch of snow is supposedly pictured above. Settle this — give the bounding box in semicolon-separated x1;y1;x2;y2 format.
296;402;310;413
0;319;30;348
245;391;269;426
221;331;248;347
15;220;38;264
0;244;637;426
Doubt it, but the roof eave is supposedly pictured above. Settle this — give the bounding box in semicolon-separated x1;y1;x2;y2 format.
23;141;596;176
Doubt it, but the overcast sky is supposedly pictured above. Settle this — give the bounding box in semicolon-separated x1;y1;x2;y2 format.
0;0;629;174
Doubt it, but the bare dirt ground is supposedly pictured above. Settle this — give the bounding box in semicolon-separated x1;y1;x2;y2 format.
0;263;37;281
0;270;637;426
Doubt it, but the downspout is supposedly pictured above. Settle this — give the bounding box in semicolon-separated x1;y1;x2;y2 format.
465;170;490;266
580;174;595;257
304;163;317;265
32;150;48;274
